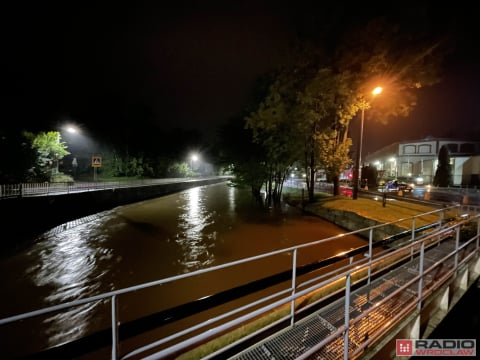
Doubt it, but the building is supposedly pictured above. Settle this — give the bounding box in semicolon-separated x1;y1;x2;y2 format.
364;137;480;186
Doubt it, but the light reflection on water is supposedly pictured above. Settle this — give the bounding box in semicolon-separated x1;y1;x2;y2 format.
176;186;215;272
0;182;366;357
24;218;114;346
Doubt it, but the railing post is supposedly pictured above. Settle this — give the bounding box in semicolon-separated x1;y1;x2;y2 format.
343;256;353;360
411;218;416;242
439;208;445;229
290;248;297;327
367;229;373;285
477;219;480;251
454;226;460;271
111;295;119;360
417;242;425;311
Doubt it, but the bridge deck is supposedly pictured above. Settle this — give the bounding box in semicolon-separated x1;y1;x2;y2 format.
231;237;477;360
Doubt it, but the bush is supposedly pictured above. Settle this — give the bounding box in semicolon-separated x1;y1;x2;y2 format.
50;173;74;183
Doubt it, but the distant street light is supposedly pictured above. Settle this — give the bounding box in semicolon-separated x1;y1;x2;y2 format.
65;126;77;134
352;86;383;200
55;124;79;175
190;153;199;172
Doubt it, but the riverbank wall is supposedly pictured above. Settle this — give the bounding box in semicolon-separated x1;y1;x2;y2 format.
1;177;230;246
303;202;406;241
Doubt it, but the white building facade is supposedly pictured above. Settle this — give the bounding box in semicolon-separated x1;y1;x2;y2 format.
364;138;480;186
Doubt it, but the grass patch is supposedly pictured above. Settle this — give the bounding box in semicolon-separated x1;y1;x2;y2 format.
282;187;332;207
321;197;439;225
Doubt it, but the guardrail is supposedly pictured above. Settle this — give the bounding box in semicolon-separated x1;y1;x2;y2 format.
1;204;479;359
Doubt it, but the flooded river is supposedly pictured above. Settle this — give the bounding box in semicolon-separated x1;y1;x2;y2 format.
0;182;366;358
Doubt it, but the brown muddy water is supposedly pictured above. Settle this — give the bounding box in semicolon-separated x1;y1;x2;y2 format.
0;182;367;358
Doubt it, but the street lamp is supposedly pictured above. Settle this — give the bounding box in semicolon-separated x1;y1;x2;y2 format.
352;86;383;199
190;154;198;172
65;126;77;134
55;125;78;175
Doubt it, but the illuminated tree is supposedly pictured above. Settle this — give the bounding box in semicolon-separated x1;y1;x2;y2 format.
245;79;301;206
24;131;70;180
296;68;358;198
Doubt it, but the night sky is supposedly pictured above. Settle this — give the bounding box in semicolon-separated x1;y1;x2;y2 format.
2;1;480;154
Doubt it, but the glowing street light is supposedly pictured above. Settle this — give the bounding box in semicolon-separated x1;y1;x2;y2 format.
190;153;199;172
65;126;77;134
55;124;79;175
352;86;383;200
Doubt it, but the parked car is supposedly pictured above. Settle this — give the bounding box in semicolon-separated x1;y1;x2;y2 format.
398;176;424;186
385;180;414;192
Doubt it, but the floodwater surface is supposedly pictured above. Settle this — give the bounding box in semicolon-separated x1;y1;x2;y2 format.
0;182;366;357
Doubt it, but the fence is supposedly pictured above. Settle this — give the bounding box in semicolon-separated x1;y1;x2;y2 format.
0;178;218;199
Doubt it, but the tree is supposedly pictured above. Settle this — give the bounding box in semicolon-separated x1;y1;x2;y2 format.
24;131;70;180
167;162;192;178
245;43;326;204
245;74;303;206
231;10;451;203
0;130;37;183
294;68;335;201
320;17;449;196
298;69;359;197
433;145;451;187
333;17;447;125
214;116;269;203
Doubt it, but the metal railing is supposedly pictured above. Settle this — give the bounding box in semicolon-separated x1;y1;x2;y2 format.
0;177;228;199
1;204;479;359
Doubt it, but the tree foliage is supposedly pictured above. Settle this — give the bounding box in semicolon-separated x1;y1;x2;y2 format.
167;162;193;178
213;116;268;202
242;13;450;202
334;17;447;124
297;68;360;197
433;145;452;187
0;130;37;183
24;131;70;180
245;70;304;206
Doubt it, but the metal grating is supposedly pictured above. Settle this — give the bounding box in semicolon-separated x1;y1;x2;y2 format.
230;237;469;360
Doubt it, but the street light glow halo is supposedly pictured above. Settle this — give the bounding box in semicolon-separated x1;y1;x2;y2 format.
372;86;382;95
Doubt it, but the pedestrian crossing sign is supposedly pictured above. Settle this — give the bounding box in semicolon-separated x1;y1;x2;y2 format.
92;156;102;167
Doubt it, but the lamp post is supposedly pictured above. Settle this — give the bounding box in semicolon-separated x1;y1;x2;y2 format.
190;154;198;173
352;86;382;199
55;125;78;175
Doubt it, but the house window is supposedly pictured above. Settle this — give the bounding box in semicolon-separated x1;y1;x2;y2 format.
403;145;416;154
418;144;432;154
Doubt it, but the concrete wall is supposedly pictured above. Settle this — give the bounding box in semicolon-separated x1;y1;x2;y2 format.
304;203;405;241
1;177;229;247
